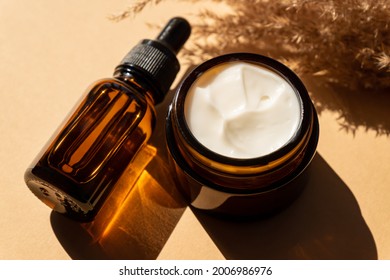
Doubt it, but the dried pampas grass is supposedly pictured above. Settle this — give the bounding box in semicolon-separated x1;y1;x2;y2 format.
112;0;390;135
113;0;390;90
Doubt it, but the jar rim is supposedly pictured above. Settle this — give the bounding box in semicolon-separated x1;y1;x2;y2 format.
172;53;313;168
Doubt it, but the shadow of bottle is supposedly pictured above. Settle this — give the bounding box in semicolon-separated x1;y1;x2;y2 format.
51;146;185;259
191;153;377;260
50;144;187;259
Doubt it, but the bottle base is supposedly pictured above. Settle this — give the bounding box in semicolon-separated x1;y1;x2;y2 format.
25;169;95;222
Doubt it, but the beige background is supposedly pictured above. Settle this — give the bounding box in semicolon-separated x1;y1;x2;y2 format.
0;0;389;260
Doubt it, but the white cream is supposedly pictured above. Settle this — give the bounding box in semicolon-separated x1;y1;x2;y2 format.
184;61;302;159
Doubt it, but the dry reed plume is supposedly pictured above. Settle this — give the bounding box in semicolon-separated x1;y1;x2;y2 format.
111;0;390;135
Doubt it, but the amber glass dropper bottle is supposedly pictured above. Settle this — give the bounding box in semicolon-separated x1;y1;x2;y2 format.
24;17;191;222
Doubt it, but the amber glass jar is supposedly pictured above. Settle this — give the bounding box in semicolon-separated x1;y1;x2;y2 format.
166;53;319;217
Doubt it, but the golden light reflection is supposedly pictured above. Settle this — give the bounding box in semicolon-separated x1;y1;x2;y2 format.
82;144;187;259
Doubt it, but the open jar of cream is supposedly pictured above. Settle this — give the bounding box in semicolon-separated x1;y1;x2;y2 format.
166;53;319;217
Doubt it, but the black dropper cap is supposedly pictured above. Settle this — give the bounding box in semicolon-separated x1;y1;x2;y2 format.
117;17;191;104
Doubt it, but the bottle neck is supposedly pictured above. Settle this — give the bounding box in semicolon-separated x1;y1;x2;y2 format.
113;64;163;105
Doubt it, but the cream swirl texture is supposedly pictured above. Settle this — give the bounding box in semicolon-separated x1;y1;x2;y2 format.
184;62;301;159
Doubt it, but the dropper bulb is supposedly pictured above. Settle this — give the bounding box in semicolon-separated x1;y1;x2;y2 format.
156;17;191;54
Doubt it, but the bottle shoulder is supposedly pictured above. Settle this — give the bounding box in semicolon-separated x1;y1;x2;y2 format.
88;77;156;107
89;77;144;95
